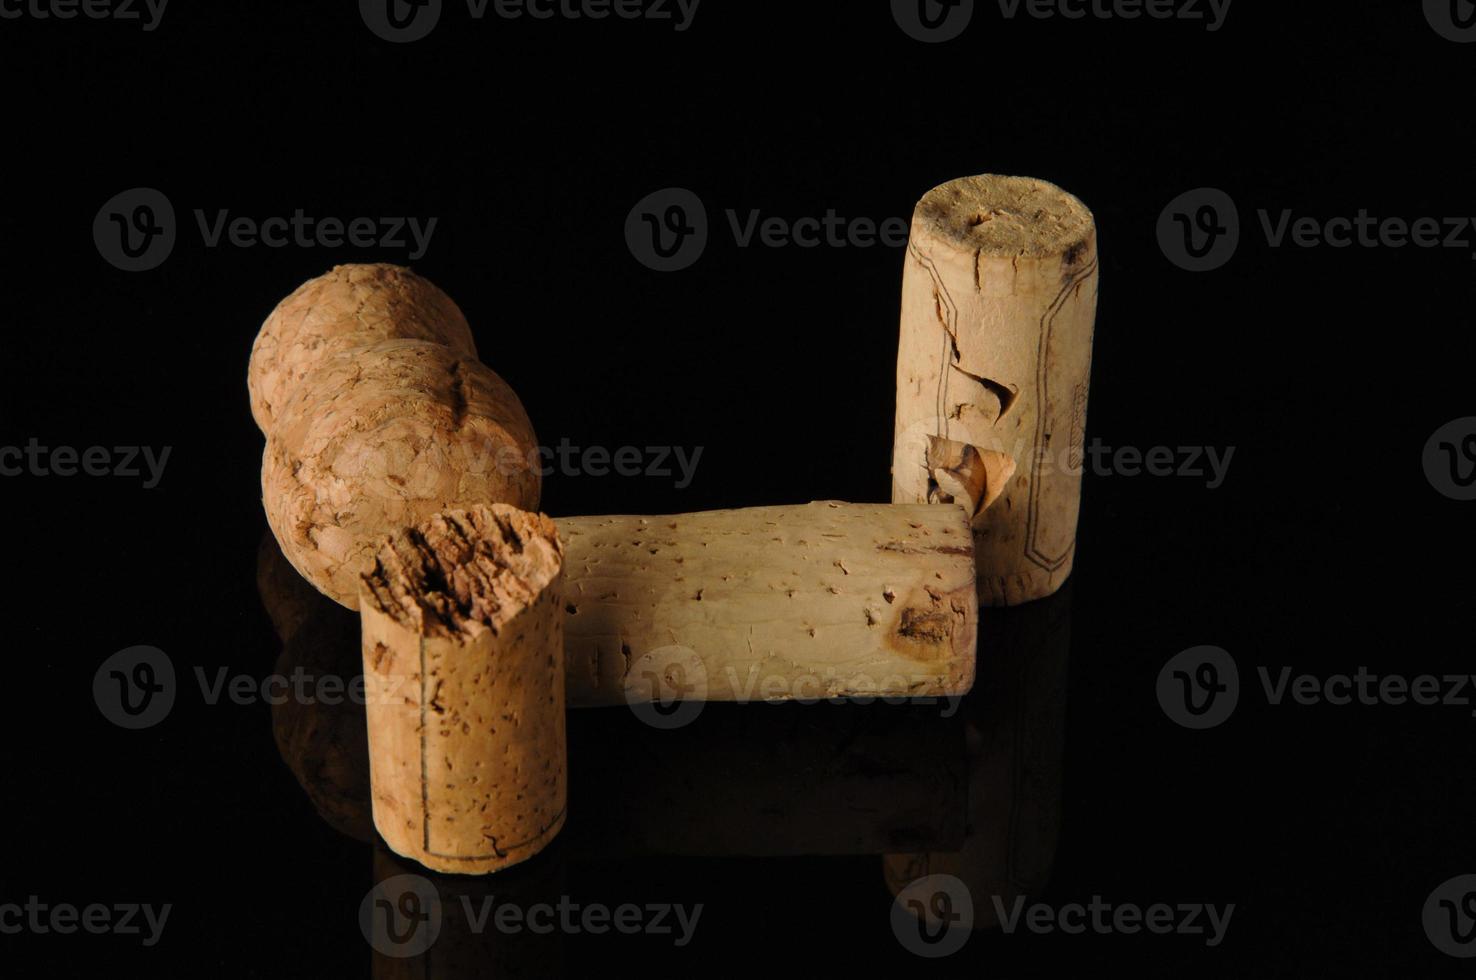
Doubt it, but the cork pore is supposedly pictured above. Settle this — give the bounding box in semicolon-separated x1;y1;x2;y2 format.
914;174;1094;257
363;505;563;640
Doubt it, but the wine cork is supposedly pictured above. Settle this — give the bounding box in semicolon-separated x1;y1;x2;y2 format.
555;501;978;706
359;504;567;875
893;175;1099;606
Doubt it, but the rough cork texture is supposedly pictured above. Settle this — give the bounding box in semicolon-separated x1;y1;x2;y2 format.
263;338;540;608
893;175;1099;606
359;504;567;875
555;501;978;706
248;263;478;433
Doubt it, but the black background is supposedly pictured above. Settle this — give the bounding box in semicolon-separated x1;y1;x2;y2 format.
1;1;1472;975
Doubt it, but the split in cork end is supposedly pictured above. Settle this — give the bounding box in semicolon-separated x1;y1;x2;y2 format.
914;174;1095;259
360;504;564;640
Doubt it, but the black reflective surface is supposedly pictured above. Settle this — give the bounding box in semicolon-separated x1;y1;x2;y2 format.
2;3;1472;975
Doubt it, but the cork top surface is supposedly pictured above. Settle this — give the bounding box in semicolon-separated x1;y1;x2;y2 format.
361;505;563;639
914;174;1094;257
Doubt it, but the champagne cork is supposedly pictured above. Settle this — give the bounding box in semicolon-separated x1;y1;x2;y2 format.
359;504;567;875
893;175;1099;606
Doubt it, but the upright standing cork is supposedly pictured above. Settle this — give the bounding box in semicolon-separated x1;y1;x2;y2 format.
893;175;1098;606
358;504;567;875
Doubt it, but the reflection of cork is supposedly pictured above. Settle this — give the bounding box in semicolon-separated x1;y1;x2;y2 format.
883;583;1072;929
371;839;566;979
270;597;373;842
893;175;1099;606
359;504;567;874
568;703;967;857
256;529;325;644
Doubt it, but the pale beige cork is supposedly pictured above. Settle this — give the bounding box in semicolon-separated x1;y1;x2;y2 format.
359;504;567;875
248;263;478;433
555;501;978;706
893;175;1099;606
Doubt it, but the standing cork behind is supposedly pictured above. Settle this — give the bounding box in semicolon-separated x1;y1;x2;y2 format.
359;504;567;875
893;175;1099;606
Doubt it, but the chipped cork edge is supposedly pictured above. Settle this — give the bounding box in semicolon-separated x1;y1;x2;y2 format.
360;504;564;641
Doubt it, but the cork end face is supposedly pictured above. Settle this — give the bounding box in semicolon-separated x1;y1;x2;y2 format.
360;504;564;640
914;174;1095;258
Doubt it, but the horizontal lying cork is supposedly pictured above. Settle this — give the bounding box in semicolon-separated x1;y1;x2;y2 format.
248;263;478;433
893;174;1099;606
556;501;978;706
359;504;567;875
